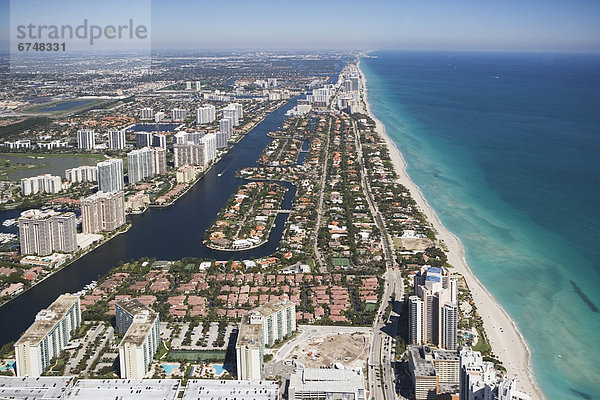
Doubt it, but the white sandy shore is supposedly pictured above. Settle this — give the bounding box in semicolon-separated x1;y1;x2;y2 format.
358;60;543;399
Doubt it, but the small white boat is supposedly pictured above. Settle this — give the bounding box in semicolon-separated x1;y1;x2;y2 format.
2;219;16;227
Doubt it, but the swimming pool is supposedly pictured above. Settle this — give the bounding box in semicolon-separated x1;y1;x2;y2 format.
212;364;230;375
0;361;15;371
161;364;178;374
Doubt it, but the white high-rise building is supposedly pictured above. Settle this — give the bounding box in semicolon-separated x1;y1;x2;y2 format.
128;147;155;184
117;299;160;379
97;159;124;192
81;191;125;234
459;348;497;400
152;134;167;150
108;129;126;150
171;108;187;122
173;143;206;168
232;102;243;119
77;129;95;150
409;266;458;350
154;111;165;122
14;294;81;376
139;107;154;120
497;377;531;400
65;165;98;183
236;299;296;380
235;314;263;380
216;131;228;149
219;117;233;139
187;131;205;144
222;104;240;126
196;104;216;124
201;133;217;162
153;147;167;175
135;132;153;148
20;174;62;196
174;131;189;144
441;302;458;351
18;209;77;256
409;295;424;346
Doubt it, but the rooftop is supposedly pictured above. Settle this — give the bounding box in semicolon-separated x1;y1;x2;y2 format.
433;350;460;362
408;346;436;377
236;314;262;348
15;294;79;346
65;379;179;400
118;300;158;347
82;191;122;202
289;367;365;395
0;376;74;399
253;298;294;318
116;298;153;317
182;379;279;400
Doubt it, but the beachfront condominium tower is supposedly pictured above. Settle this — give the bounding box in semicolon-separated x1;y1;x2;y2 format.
116;298;160;379
459;347;497;400
97;158;124;192
108;129;126;150
81;191;125;234
196;104;216;124
127;147;155;185
408;266;458;350
77;129;95;150
18;209;77;256
441;302;458;351
14;294;81;376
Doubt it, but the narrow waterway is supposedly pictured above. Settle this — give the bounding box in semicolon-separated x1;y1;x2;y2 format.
0;98;298;346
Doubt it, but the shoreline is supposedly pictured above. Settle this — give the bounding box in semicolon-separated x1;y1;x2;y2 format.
0;222;131;309
357;59;544;399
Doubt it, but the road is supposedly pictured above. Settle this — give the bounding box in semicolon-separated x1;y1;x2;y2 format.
312;117;332;273
345;92;404;400
367;267;404;400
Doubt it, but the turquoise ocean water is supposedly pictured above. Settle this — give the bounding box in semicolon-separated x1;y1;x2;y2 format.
362;51;600;399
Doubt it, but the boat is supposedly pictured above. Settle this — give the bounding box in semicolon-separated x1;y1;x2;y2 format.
2;219;16;227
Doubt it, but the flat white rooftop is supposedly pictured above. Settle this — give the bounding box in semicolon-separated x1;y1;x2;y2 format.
0;376;74;399
65;379;180;400
182;379;279;400
289;368;366;398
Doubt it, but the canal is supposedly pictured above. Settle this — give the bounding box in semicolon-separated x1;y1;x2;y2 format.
0;98;299;346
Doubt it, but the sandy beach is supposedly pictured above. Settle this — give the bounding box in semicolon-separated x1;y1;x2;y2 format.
358;60;543;399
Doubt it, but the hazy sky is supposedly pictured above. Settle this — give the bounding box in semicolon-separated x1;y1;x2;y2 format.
2;0;600;52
